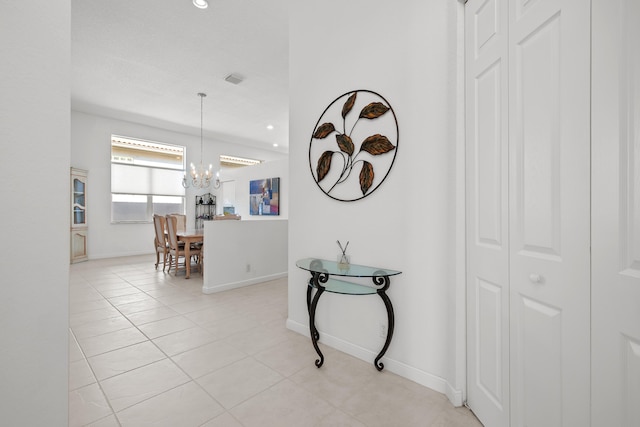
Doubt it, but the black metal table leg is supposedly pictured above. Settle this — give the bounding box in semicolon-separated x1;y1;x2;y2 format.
308;285;325;367
372;275;394;371
306;283;319;342
307;271;328;368
375;288;395;371
306;280;313;313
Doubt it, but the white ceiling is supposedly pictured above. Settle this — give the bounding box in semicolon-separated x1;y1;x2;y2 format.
71;0;289;152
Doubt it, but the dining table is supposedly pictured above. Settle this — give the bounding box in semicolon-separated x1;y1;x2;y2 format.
176;229;204;279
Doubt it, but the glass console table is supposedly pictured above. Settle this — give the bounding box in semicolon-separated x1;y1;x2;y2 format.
296;258;402;371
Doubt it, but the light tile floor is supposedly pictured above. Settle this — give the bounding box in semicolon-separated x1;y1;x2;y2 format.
69;255;483;427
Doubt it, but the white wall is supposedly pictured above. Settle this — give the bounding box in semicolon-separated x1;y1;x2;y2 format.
287;0;465;404
219;158;289;219
71;111;287;259
202;220;288;293
0;1;70;424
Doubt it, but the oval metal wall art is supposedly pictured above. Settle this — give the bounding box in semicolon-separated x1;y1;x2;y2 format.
308;90;399;202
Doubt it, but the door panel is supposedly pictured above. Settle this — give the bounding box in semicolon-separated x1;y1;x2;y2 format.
619;22;640;278
476;278;504;406
518;296;562;426
513;0;544;21
512;12;561;259
592;1;640;425
476;61;504;248
623;337;640;425
465;0;509;425
618;0;640;281
474;0;498;58
509;1;591;426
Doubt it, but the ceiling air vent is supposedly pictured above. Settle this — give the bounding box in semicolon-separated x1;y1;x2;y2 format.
224;73;244;85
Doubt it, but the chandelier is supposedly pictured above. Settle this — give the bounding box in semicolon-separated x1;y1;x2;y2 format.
183;92;219;189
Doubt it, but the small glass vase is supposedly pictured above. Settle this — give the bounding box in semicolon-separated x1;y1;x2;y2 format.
337;253;350;270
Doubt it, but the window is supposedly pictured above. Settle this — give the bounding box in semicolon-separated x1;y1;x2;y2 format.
111;135;186;223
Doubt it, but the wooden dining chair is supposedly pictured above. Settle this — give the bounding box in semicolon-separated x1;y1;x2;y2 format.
153;214;169;271
166;214;201;276
168;213;186;232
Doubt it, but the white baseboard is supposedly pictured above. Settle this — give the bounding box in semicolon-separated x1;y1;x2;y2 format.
446;382;464;407
202;272;288;294
89;250;153;260
286;318;464;407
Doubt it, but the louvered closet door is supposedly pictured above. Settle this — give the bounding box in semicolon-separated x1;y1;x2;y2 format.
466;0;591;426
465;0;510;426
592;1;640;425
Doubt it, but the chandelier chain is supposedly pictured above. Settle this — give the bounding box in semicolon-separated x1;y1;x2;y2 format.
182;92;219;189
199;92;205;164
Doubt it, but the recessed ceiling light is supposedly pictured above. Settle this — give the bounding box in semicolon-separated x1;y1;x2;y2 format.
193;0;208;9
266;124;274;130
273;143;279;147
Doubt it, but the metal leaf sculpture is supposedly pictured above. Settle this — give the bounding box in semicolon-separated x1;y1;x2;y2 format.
316;151;334;182
308;90;399;201
336;134;354;156
359;161;374;195
360;134;395;155
359;102;389;119
313;123;335;139
342;93;357;119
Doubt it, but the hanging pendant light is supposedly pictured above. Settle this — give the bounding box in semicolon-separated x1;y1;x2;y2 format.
183;92;216;189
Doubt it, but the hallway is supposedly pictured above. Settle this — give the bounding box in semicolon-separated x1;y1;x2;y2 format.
69;255;481;426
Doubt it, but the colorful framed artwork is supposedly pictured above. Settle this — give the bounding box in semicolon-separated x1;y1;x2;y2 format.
249;177;280;215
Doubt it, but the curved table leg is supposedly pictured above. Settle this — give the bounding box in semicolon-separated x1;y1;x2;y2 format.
374;288;395;371
308;286;325;367
306;280;313;313
306;282;319;342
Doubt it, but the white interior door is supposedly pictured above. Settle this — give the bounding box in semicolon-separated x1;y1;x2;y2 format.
465;0;510;425
592;1;640;425
466;0;591;426
508;0;591;425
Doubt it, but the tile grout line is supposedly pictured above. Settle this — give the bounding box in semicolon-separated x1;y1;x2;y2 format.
68;327;122;427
